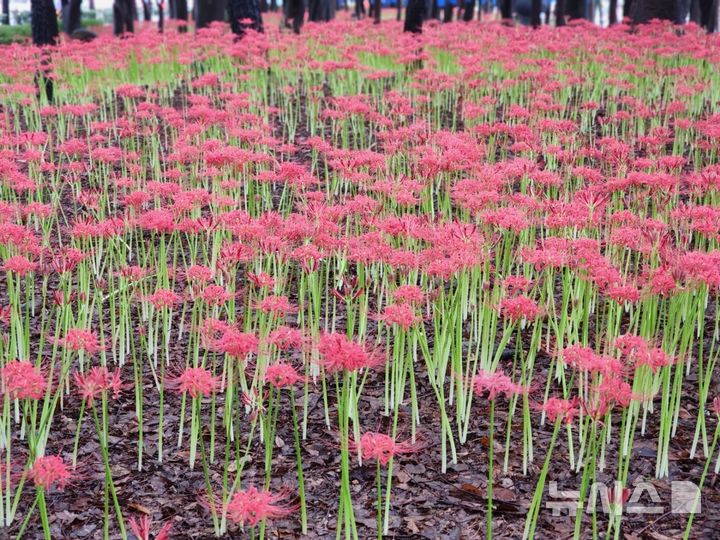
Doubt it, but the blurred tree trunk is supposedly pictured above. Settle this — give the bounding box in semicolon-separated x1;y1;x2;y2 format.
500;0;512;19
462;0;473;21
1;0;8;25
404;0;425;31
227;0;263;35
31;0;59;45
623;0;632;18
31;0;58;102
691;0;718;30
443;0;452;21
530;0;540;25
196;0;226;27
142;0;151;20
114;0;136;33
63;0;83;33
374;0;381;22
565;0;586;18
285;0;304;32
173;0;188;29
158;0;164;30
397;0;402;20
609;0;617;23
631;0;678;23
556;0;566;24
309;0;333;20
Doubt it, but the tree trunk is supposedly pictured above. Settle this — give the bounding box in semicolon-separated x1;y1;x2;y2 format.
308;0;332;20
397;0;402;20
462;0;473;21
227;0;263;35
555;0;565;24
374;0;381;22
692;0;717;29
142;0;152;20
1;0;8;25
609;0;617;23
623;0;632;18
404;0;425;31
500;0;512;19
158;0;164;30
285;0;304;32
565;0;586;18
174;0;188;30
63;0;83;33
31;0;59;45
443;0;452;21
114;0;135;34
530;0;540;25
631;0;677;23
355;0;365;18
196;0;226;28
630;0;680;22
31;0;58;102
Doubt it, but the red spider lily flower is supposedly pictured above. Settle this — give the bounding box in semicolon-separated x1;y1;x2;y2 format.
713;397;720;416
265;363;304;389
1;360;46;400
138;209;176;234
56;328;103;355
226;486;295;527
186;265;214;283
543;397;580;425
354;432;420;466
378;304;420;330
503;275;532;294
317;333;383;374
0;306;10;325
29;455;72;491
266;326;306;351
1;255;37;276
607;484;632;510
499;296;540;323
472;369;523;401
392;285;424;305
614;335;674;372
146;289;182;309
258;295;296;316
215;328;259;359
199;317;230;344
116;265;147;282
74;367;121;406
177;366;218;398
246;271;275;288
562;345;624;377
648;267;677;296
129;515;173;540
129;514;151;540
593;375;635;409
52;247;88;274
199;284;233;306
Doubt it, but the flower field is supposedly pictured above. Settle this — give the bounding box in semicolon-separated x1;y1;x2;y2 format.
1;16;720;540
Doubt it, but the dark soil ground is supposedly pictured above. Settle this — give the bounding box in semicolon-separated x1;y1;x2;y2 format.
8;340;720;540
